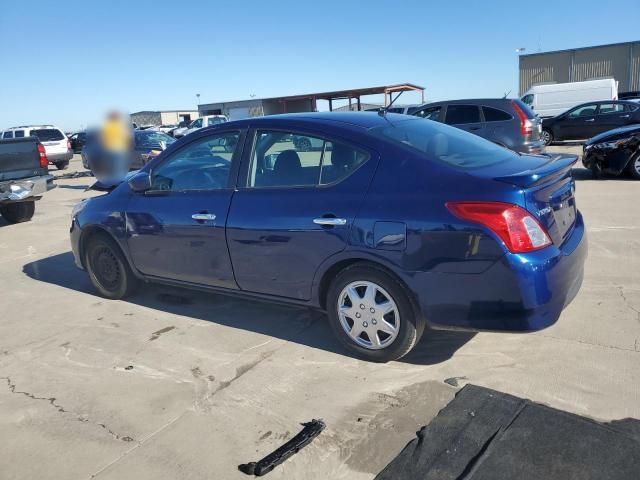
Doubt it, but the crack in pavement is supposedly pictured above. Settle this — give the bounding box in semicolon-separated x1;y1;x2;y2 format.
1;376;135;443
618;286;640;318
534;334;640;354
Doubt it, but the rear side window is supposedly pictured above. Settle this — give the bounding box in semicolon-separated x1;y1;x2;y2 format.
598;103;624;115
482;106;512;122
370;118;516;170
30;129;64;141
2;131;13;139
14;130;25;138
445;105;481;125
248;130;367;188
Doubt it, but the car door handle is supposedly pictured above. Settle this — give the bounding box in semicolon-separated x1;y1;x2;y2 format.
585;118;595;122
621;114;630;118
313;217;347;226
192;213;216;221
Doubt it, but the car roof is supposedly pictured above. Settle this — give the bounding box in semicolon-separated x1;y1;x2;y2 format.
415;98;513;108
6;125;57;130
222;111;416;130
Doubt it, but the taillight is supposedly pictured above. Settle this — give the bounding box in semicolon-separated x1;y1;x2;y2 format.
37;143;48;168
67;139;72;151
446;201;552;253
511;100;532;137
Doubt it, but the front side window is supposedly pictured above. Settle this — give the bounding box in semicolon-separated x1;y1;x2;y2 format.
598;103;625;115
445;105;481;125
568;104;597;118
14;130;25;138
247;130;367;188
3;131;13;139
521;94;534;106
190;119;203;129
414;106;442;121
150;132;239;192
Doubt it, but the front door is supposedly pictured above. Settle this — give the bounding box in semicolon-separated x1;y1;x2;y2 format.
558;104;599;140
126;130;243;288
226;128;377;300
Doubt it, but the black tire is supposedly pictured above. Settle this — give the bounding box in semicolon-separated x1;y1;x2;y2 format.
0;201;35;223
590;161;602;179
541;128;553;146
55;161;69;170
326;263;425;362
84;233;139;299
626;152;640;180
295;137;312;152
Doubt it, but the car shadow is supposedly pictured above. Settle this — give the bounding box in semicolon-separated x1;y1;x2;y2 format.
572;167;636;182
22;252;474;365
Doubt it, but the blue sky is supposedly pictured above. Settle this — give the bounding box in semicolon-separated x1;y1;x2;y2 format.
1;0;638;131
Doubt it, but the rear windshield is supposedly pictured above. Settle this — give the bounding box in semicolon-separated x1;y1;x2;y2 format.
370;118;516;169
30;129;64;141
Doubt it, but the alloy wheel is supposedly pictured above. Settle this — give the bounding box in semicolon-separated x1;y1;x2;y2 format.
337;281;400;350
541;129;551;145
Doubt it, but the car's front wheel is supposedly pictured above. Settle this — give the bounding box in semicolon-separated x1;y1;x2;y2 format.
84;233;139;299
541;128;553;146
326;263;424;362
627;152;640;180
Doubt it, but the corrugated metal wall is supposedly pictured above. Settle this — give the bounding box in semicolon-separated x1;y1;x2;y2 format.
519;42;640;95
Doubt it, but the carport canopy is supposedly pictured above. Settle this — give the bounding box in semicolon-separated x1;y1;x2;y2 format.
279;83;425;111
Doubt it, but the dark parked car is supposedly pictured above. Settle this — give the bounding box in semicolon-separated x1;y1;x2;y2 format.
69;131;87;153
582;124;640;179
82;130;176;171
0;137;55;223
70;113;586;362
541;100;640;145
412;99;544;154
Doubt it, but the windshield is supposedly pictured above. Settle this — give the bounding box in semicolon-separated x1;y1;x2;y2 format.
370;118;516;169
30;128;64;141
135;131;176;148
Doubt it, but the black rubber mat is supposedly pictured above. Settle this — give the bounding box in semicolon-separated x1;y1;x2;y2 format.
375;384;640;480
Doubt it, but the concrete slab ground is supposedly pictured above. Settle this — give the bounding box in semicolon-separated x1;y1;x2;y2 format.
0;150;638;479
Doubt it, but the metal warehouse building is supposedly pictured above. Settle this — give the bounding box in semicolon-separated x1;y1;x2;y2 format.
519;41;640;95
130;110;199;127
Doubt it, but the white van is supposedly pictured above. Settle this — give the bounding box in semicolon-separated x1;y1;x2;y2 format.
521;79;618;118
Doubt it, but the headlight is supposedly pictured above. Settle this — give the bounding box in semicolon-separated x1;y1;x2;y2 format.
71;199;89;218
594;138;629;150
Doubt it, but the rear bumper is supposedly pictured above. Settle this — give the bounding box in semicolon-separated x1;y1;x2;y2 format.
48;151;73;163
517;141;546;155
0;174;55;202
410;212;587;331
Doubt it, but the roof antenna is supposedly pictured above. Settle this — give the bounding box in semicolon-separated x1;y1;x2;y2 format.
503;89;511;99
378;91;404;116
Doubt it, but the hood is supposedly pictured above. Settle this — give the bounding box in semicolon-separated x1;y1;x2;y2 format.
586;124;640;145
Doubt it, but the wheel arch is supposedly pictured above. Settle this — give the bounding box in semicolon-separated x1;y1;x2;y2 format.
79;225;136;273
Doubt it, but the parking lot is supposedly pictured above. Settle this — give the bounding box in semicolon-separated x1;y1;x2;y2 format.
0;147;639;479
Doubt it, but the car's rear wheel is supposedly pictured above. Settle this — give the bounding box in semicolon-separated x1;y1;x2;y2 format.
55;161;69;170
84;233;139;299
0;201;35;223
326;264;424;362
627;152;640;180
541;128;553;146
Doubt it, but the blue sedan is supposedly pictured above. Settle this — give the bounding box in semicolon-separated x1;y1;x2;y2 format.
70;112;587;362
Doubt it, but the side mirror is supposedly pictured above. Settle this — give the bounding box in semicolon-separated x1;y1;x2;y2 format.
128;171;152;193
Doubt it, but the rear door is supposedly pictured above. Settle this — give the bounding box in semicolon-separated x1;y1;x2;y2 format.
595;103;633;134
444;104;487;138
126;129;244;288
481;105;514;146
226;127;377;300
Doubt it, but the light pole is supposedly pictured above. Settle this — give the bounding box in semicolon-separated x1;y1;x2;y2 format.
515;48;526;96
196;93;200;109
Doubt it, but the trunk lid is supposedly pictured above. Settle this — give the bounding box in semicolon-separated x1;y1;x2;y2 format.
494;154;578;246
0;138;44;181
